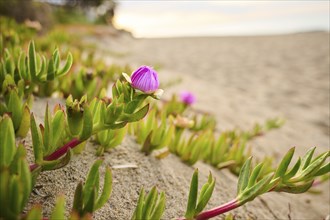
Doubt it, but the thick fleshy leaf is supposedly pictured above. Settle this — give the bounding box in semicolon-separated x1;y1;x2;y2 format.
133;188;145;220
185;169;198;218
8;90;22;130
142;186;157;218
79;106;93;141
30;114;43;164
53;48;60;69
17;105;30;137
283;158;301;180
125;100;141;114
301;147;316;170
123;104;149;123
26;205;42;220
0;169;9;217
47;57;55;80
195;174;215;214
238;173;273;204
52;110;65;150
43;104;53;155
105;103;123;125
84;187;96;214
9;143;25;174
72;182;83;215
300;151;329;178
20;152;32;210
314;162;330;176
150;191;166;220
141;131;153;154
57;52;73;76
277;181;314;194
9;176;23;215
274;147;295;178
237;157;252;194
50;195;66;220
41;149;72;171
83;160;103;204
28;41;37;80
95;167;112;210
248;163;264;188
0;115;16;167
37;55;46;80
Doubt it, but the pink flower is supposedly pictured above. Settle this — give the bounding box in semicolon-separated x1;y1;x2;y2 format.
131;66;159;93
180;91;196;105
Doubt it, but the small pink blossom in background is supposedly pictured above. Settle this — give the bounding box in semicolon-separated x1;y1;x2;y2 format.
180;91;196;105
131;65;159;93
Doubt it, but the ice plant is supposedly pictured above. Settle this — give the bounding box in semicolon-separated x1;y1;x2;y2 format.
178;147;329;220
180;91;196;105
71;160;112;217
130;65;160;93
132;186;166;220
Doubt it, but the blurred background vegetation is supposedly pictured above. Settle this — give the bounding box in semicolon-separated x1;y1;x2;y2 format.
0;0;116;31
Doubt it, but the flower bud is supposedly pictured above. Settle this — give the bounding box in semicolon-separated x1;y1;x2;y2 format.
131;66;159;93
180;91;196;105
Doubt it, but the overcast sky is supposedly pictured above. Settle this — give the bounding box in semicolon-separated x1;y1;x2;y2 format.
113;1;330;38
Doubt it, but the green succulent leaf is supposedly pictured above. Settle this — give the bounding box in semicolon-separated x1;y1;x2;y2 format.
41;149;72;171
283;157;301;180
28;40;37;80
57;53;73;76
50;195;66;220
274;147;295;178
142;186;157;218
237;157;252;194
238;173;274;204
83;160;103;204
8;90;22;130
57;52;73;76
0;115;16;167
30;113;43;164
247;162;264;188
133;188;145;220
195;173;216;214
20;151;32;210
17;105;30;137
9;176;22;214
185;169;198;219
299;151;329;179
72;182;83;215
84;187;96;214
52;110;65;150
43;104;53;155
47;57;55;80
276;181;314;194
79;106;93;141
26;205;42;220
314;162;330;176
301;147;316;170
150;191;166;220
95;167;112;210
123;104;149;123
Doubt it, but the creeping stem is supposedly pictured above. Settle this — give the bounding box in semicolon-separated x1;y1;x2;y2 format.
29;138;82;171
195;199;239;220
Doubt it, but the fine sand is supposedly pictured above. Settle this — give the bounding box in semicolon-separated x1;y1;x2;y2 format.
26;31;329;219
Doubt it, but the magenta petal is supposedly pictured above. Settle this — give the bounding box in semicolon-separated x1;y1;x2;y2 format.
131;66;160;93
180;91;196;105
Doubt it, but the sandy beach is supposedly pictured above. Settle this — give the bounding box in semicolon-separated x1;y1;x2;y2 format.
27;31;330;219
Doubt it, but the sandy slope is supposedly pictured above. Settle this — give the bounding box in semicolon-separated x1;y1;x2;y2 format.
26;32;329;219
96;32;330;218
